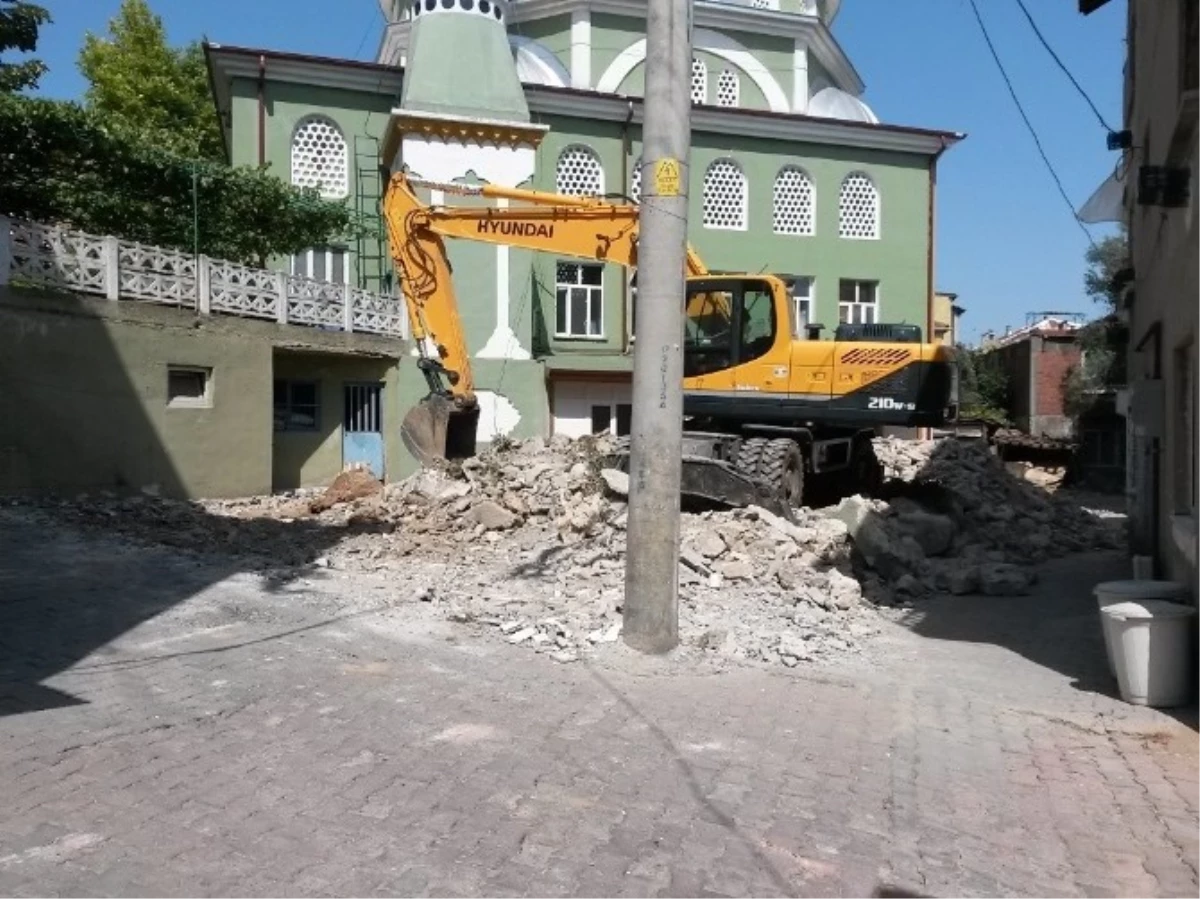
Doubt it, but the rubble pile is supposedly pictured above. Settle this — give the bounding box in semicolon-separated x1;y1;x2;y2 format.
13;431;1124;669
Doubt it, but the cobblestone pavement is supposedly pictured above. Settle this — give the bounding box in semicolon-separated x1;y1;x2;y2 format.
1;510;1196;898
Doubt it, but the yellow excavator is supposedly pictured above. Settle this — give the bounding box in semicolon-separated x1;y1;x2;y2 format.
382;172;959;510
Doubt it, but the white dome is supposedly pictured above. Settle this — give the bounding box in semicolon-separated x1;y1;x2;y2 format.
808;86;879;124
509;36;569;87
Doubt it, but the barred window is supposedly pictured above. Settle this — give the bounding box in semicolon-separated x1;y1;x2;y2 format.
291;116;349;199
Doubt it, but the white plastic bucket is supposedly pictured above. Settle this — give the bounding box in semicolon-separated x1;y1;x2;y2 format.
1093;580;1191;675
1101;600;1198;707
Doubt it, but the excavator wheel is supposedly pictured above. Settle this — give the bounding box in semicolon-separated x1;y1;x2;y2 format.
758;438;805;508
735;437;770;481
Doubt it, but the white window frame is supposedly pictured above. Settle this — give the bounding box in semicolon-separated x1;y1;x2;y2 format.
290;246;349;285
838;279;880;325
786;276;815;336
716;69;740;108
837;171;881;241
555;261;605;339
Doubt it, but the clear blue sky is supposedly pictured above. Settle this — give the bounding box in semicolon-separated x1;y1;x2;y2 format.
34;0;1127;343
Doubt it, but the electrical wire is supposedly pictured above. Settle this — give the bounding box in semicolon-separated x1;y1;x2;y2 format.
966;0;1098;250
1012;0;1117;134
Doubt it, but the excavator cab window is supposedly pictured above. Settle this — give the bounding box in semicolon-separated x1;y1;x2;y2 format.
683;289;733;377
683;278;778;377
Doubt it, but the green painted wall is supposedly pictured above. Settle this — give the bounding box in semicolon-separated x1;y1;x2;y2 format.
271;351;403;490
528;114;931;357
227;77;396;292
589;13;637;87
0;287;272;499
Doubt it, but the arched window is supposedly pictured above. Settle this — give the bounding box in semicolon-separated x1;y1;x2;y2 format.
703;159;747;230
629;156;642;203
691;57;707;105
556;145;604;197
716;69;740;108
290;116;349;199
838;171;880;239
773;165;815;236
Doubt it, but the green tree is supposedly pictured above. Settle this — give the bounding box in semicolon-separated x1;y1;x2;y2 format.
0;0;50;93
958;345;1012;426
78;0;222;160
1083;229;1131;312
0;94;355;267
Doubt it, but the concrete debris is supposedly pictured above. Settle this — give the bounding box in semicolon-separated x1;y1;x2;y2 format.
19;432;1124;671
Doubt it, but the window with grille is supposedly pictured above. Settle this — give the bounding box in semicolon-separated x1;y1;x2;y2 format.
290;246;348;284
691;57;707;104
629;157;642;203
786;276;815;336
274;380;320;432
703;159;747;230
838;279;879;325
838;171;880;239
555;261;604;338
773;166;816;236
291;116;349;199
556;145;604;197
716;69;739;107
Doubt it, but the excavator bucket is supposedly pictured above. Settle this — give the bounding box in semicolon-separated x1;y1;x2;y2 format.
401;394;480;466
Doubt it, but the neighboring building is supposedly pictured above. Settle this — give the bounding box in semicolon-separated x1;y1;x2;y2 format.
982;315;1084;439
932;290;964;344
205;0;964;469
1079;0;1197;589
0;219;409;499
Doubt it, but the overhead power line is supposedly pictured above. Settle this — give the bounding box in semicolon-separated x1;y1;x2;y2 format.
966;0;1098;249
1012;0;1117;134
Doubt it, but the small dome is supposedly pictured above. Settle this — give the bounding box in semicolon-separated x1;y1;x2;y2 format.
808;86;878;124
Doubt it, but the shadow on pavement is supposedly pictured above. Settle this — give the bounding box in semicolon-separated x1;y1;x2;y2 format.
0;288;395;718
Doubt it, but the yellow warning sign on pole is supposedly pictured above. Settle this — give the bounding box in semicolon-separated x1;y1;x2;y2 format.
652;158;682;197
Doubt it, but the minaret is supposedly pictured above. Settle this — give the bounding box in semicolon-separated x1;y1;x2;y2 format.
400;0;530;124
383;0;550;442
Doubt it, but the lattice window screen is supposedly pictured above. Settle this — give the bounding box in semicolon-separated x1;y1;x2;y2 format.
691;57;707;104
291;117;349;199
556;145;605;197
838;172;880;239
630;157;642;203
773;166;815;236
716;70;740;107
703;159;747;230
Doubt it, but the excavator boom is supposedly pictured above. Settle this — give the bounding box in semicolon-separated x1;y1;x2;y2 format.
382;172;706;464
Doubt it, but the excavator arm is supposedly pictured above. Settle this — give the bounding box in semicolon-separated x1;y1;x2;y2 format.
382;171;706;464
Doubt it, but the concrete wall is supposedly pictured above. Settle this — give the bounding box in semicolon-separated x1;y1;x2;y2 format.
0;286;271;499
0;286;408;499
272;350;405;490
1122;0;1199;591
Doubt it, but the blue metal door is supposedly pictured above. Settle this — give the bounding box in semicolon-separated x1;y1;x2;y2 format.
343;382;384;479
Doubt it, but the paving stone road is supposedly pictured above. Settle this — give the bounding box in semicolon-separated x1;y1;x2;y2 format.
0;510;1196;898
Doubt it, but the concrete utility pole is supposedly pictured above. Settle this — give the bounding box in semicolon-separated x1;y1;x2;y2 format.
622;0;692;653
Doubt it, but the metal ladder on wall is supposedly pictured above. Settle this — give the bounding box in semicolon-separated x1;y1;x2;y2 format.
353;134;391;296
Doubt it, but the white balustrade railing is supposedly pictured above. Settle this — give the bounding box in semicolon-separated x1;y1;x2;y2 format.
0;215;408;340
